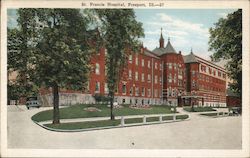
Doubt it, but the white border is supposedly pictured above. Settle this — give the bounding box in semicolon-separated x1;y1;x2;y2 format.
1;0;250;157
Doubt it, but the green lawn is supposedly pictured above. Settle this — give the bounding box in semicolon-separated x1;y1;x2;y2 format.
146;116;159;122
162;115;173;121
183;106;216;112
176;115;189;120
44;115;188;130
124;118;143;124
32;104;174;122
44;119;120;130
44;114;189;130
200;113;218;116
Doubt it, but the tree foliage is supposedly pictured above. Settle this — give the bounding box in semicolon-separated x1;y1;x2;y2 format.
8;9;98;124
90;9;144;120
209;9;242;96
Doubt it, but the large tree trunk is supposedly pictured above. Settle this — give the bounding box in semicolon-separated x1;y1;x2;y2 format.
52;83;60;124
110;92;115;120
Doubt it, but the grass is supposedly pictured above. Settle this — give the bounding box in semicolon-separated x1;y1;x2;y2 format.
43;114;189;130
200;113;218;116
44;119;120;130
183;106;216;112
124;118;143;124
176;115;189;120
146;117;159;122
162;115;173;121
32;104;174;122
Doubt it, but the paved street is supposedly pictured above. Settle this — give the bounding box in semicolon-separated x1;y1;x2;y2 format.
7;105;242;149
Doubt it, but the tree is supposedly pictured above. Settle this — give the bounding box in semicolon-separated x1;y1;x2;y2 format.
209;9;242;96
7;10;39;101
92;9;144;120
8;9;98;124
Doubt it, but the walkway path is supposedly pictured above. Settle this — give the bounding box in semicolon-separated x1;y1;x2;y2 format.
7;105;242;149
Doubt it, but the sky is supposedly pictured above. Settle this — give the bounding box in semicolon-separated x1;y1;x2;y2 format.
7;9;237;62
134;9;237;61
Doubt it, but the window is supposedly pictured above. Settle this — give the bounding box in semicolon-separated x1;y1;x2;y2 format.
155;75;158;84
178;68;183;75
104;83;109;94
154;89;158;97
135;72;138;81
115;84;119;93
147;88;151;97
135;87;139;96
105;65;108;76
172;89;175;97
95;63;100;75
129;70;132;79
105;48;108;56
155;62;158;69
142;59;144;67
136;57;139;65
192;81;196;87
174;63;177;70
142;73;145;82
148;74;151;82
130;87;133;96
148;61;151;68
129;55;132;63
122;84;126;94
142;87;145;96
174;74;177;83
209;68;212;74
167;88;171;97
192;70;195;76
218;71;221;77
169;63;172;69
159;77;162;83
168;74;172;83
95;82;100;92
178;80;182;86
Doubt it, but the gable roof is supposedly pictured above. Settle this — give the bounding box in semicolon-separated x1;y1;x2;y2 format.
152;40;177;56
183;52;198;63
143;48;160;59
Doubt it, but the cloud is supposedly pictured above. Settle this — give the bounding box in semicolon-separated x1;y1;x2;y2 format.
151;13;209;36
217;12;228;18
143;12;210;54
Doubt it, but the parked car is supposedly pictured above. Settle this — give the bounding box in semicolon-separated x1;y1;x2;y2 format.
26;97;41;109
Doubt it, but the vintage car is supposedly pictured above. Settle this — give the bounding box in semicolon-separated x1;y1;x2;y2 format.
26;97;41;109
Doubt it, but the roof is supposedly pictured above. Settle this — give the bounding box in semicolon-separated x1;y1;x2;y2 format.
143;49;160;59
165;40;177;53
152;40;177;56
183;52;198;63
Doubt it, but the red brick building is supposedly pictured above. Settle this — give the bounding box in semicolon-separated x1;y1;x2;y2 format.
87;46;162;105
38;29;227;107
182;51;227;107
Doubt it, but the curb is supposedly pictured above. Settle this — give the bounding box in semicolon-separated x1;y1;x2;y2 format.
199;113;237;118
33;116;190;133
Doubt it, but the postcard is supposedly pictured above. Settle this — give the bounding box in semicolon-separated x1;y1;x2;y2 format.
1;0;249;157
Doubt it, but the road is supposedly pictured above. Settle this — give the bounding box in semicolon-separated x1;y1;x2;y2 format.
7;105;242;149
